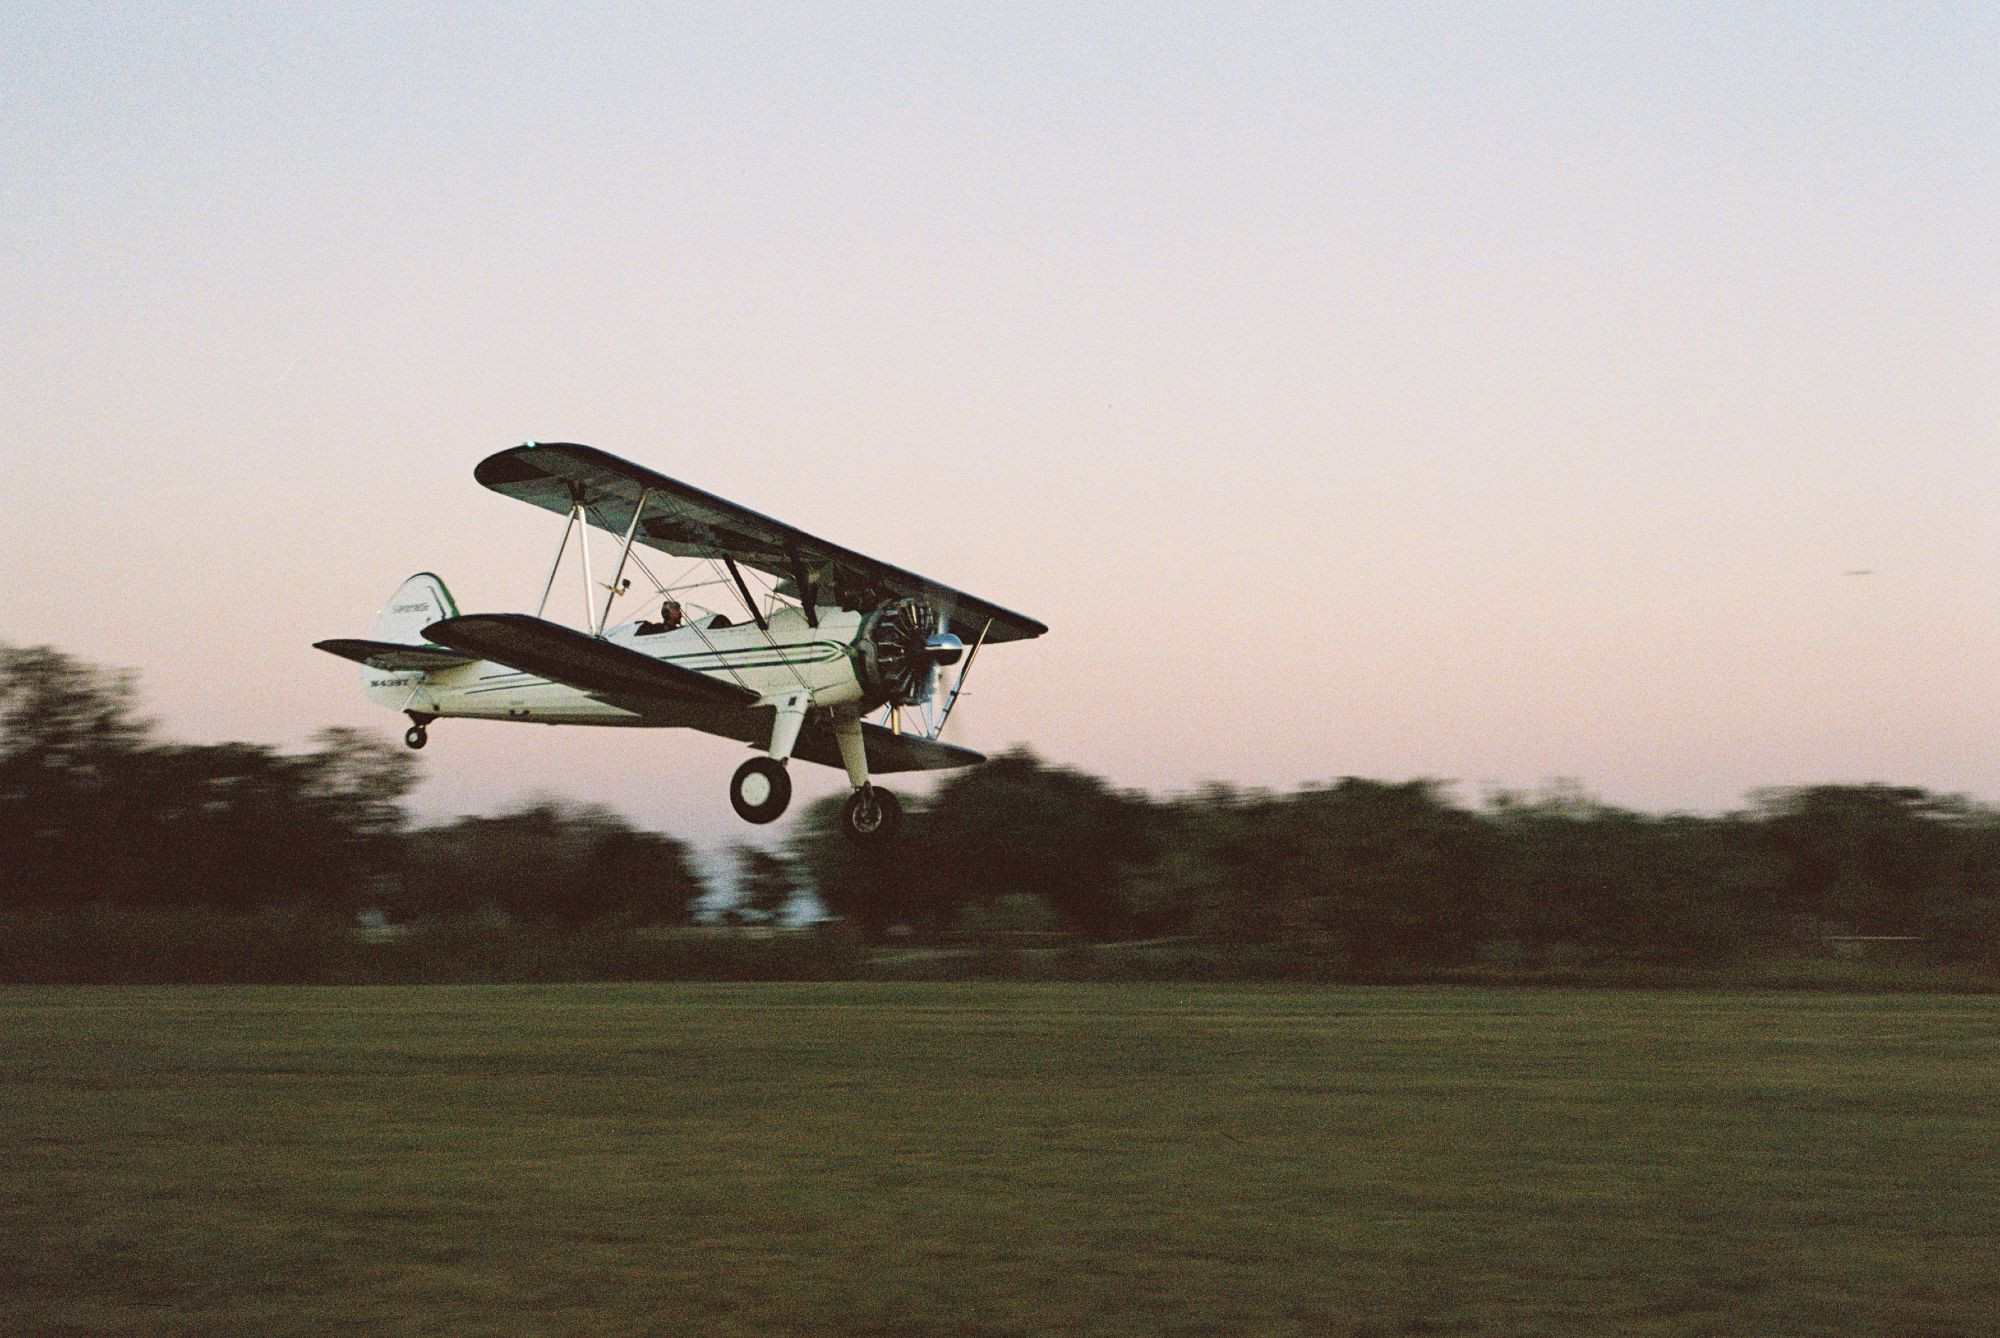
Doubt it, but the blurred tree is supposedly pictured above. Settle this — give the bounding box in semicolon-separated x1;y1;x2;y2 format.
579;825;706;926
959;892;1061;936
402;800;704;925
1272;779;1491;968
0;644;155;905
0;644;152;769
17;641;2000;975
1929;812;2000;965
1755;785;1969;935
1117;782;1265;938
125;741;314;910
733;845;798;924
791;791;940;942
919;749;1157;938
794;750;1160;941
1486;786;1775;965
0;648;431;913
1485;783;1618;965
296;727;416;839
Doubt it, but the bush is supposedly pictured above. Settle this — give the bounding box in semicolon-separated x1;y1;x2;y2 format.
0;913;868;985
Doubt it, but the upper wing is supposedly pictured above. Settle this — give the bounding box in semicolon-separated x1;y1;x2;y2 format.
314;639;476;672
474;442;1047;644
423;614;758;709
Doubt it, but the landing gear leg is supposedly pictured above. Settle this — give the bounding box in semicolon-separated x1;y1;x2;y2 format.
831;709;901;844
729;692;809;824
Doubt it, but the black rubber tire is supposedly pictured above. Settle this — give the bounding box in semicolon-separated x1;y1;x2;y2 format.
730;757;793;824
404;725;428;750
841;785;903;844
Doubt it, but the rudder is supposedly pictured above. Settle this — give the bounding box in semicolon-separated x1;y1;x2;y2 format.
370;573;460;644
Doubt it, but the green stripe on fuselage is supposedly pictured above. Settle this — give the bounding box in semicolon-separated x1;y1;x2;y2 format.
661;641;848;672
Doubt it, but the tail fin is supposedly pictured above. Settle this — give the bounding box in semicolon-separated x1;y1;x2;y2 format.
370;572;460;645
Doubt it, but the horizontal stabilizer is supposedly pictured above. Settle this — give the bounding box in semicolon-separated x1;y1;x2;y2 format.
314;639;475;672
423;614;758;708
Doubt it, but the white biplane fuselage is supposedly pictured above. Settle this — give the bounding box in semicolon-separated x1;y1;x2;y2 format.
318;442;1045;842
364;605;867;727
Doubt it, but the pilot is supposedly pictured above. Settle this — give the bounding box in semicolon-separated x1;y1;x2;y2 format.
659;597;683;631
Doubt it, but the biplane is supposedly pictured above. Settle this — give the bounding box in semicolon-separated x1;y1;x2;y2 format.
315;443;1046;841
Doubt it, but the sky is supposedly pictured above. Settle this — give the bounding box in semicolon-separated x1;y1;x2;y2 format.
4;2;1996;848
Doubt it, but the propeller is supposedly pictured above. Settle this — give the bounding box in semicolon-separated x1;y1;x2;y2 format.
861;597;964;708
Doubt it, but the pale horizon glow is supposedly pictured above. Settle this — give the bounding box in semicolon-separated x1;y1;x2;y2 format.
4;3;1996;849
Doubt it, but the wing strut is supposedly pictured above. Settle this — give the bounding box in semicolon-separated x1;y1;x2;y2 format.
595;487;652;635
534;503;579;619
931;617;992;740
784;542;818;628
722;555;768;632
577;487;597;629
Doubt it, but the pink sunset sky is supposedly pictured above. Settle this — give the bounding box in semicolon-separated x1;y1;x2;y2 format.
5;4;1996;848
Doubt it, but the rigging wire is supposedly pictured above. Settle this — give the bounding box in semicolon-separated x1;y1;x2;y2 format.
583;498;819;698
581;501;756;694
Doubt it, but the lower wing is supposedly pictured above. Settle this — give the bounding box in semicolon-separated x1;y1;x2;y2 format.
422;614;757;710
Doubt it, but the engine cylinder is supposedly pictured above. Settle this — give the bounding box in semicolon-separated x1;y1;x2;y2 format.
859;597;947;707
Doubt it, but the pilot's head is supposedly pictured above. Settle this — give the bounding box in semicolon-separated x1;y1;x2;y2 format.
661;598;683;628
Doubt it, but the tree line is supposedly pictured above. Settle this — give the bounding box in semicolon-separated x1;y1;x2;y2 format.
6;643;2000;972
0;644;705;925
798;756;2000;969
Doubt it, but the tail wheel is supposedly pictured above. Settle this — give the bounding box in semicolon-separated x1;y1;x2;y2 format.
841;785;902;844
404;724;428;750
730;757;793;824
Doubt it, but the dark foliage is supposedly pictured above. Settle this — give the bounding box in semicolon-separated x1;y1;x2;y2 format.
400;801;704;926
0;911;864;984
732;844;798;923
1;644;420;912
796;751;2000;972
7;643;2000;979
792;748;1157;942
0;644;702;927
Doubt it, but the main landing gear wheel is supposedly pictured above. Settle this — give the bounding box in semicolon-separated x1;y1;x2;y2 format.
841;785;902;844
730;757;793;824
404;724;429;750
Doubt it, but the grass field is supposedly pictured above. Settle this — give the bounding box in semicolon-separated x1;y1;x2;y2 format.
3;984;1996;1336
